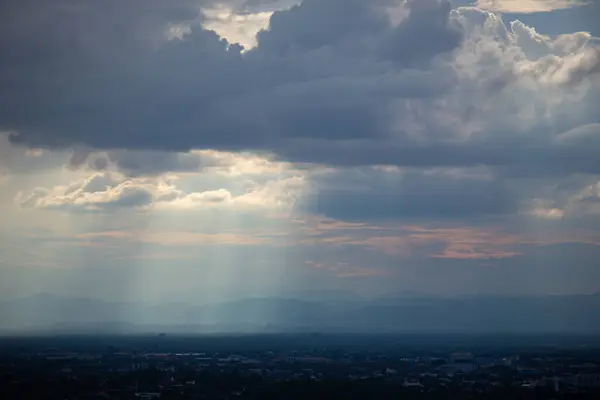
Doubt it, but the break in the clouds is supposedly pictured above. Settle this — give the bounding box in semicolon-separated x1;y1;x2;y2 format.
1;0;600;302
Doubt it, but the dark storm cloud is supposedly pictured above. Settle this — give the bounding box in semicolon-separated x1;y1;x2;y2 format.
1;0;599;175
1;1;460;150
255;0;390;54
381;0;463;66
300;167;517;221
275;138;600;176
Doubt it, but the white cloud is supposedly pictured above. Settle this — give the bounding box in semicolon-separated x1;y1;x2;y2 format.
193;150;293;176
157;174;308;210
202;5;273;49
158;188;234;209
476;0;588;13
15;173;168;211
16;169;308;213
527;199;566;219
520;176;600;222
235;175;308;207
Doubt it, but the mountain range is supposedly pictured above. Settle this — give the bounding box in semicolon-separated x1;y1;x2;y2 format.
1;293;599;334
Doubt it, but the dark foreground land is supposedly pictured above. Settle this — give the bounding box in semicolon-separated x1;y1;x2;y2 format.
1;334;600;399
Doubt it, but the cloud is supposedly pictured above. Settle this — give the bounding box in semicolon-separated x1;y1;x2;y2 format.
300;166;518;221
545;180;600;217
69;149;222;177
476;0;588;13
0;133;68;175
16;173;167;211
16;170;306;212
66;148;297;178
297;214;600;261
0;0;597;180
1;0;600;234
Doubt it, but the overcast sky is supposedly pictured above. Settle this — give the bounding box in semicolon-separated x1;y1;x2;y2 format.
1;0;599;304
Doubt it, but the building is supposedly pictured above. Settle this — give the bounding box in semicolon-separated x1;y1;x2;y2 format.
574;374;600;388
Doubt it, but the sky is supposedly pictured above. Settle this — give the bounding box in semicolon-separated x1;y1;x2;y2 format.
1;0;600;305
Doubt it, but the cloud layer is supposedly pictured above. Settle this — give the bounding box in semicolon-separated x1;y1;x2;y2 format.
1;1;598;177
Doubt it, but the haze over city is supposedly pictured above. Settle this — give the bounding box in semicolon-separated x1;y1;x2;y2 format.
1;0;600;333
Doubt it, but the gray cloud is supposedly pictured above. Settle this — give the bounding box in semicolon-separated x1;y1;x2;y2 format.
0;0;599;178
300;166;517;221
0;133;67;175
69;150;225;177
255;0;389;54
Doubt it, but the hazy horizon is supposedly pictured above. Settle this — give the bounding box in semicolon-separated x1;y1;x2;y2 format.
2;291;600;335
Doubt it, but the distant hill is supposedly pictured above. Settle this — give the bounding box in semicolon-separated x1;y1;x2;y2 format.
1;293;599;334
